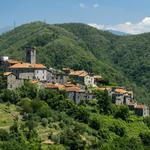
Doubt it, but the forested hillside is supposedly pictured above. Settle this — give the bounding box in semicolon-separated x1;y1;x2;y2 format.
0;81;150;149
0;22;150;105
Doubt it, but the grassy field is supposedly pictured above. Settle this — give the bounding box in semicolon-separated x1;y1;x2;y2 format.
0;103;19;129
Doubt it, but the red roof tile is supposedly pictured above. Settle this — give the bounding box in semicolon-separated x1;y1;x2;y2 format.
9;63;46;69
3;72;14;76
69;70;88;77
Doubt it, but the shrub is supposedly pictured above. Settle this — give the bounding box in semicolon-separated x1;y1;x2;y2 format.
19;98;33;113
98;129;110;140
41;118;48;127
143;116;150;128
114;105;129;121
0;129;10;141
89;116;102;130
139;132;150;146
109;123;126;137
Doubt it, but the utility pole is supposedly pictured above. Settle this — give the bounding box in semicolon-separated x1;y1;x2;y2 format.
13;20;16;29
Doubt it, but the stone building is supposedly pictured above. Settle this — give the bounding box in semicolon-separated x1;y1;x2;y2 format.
44;82;94;104
26;46;36;64
9;63;47;81
47;68;68;84
3;72;24;89
0;47;47;81
134;104;149;117
69;70;95;87
0;56;22;72
111;88;133;105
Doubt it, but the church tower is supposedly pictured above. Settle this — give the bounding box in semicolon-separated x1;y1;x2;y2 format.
26;46;36;64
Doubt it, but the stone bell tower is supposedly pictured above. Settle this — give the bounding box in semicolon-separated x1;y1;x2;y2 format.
26;46;36;64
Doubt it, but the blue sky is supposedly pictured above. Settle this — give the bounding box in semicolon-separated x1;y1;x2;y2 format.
1;0;150;34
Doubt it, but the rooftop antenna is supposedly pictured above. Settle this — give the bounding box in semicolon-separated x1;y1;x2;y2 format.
13;20;16;29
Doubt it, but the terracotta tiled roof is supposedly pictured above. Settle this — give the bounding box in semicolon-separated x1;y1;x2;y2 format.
45;82;82;92
3;72;15;76
45;83;65;90
45;83;58;89
65;86;81;92
9;63;46;69
33;64;46;69
128;101;137;106
96;87;112;91
64;83;77;87
79;72;88;77
6;59;22;64
135;104;145;109
115;88;127;94
31;80;39;84
69;70;88;77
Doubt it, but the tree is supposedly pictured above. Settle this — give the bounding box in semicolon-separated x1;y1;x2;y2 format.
0;73;7;91
0;129;10;141
110;137;144;150
139;132;150;147
89;116;103;130
69;105;89;123
31;100;52;118
60;127;86;150
109;123;126;137
114;105;129;121
19;98;33;113
143;116;150;128
1;89;20;104
18;81;38;99
96;90;112;114
41;118;48;127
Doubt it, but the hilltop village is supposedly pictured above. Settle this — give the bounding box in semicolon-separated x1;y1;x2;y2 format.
0;47;149;117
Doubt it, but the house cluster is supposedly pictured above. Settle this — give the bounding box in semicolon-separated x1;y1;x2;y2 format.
97;86;149;117
0;46;149;117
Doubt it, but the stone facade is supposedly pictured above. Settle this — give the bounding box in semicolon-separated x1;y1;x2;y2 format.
67;90;85;104
134;104;149;117
26;46;36;64
9;63;47;81
47;68;68;84
35;69;47;81
3;72;24;89
69;70;95;87
84;75;95;87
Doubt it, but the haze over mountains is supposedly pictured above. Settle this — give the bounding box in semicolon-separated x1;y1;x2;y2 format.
0;21;150;105
108;30;129;36
0;26;13;35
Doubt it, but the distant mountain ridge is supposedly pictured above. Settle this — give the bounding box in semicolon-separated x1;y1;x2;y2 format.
108;29;129;36
0;21;150;105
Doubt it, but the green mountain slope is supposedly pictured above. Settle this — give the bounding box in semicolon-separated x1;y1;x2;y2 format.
0;22;150;105
0;22;126;81
59;23;150;105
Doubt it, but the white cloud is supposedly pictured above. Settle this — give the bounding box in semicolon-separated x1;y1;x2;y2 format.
89;17;150;34
79;3;85;8
88;23;105;30
93;4;99;8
